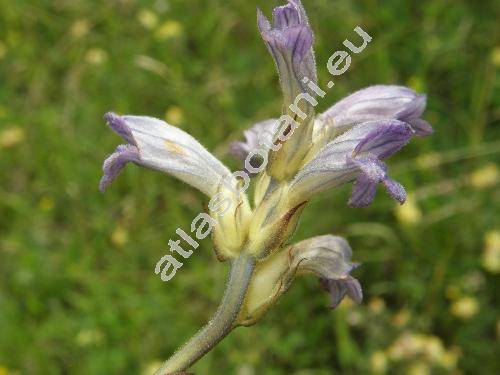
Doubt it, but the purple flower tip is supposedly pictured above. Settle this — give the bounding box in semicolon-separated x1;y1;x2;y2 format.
257;8;270;32
347;156;407;208
353;120;414;159
383;178;407;204
321;276;363;309
104;112;136;145
257;0;316;91
408;119;434;137
273;3;301;29
347;120;413;207
397;94;435;136
99;144;140;192
397;94;426;120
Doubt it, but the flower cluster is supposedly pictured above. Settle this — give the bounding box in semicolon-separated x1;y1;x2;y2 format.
99;0;432;373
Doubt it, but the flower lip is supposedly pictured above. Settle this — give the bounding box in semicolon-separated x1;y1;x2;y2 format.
288;235;363;308
353;120;414;159
347;156;407;208
99;144;140;192
320;276;363;309
290;235;358;280
104;112;136;146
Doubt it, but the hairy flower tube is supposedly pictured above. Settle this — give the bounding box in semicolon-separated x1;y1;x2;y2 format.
99;1;433;373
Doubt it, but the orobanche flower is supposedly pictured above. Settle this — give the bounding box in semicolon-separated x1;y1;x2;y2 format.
100;113;232;197
318;85;433;138
100;113;252;261
239;235;361;325
99;1;432;374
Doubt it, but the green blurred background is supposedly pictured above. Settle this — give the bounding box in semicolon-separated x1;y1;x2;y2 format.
1;0;499;374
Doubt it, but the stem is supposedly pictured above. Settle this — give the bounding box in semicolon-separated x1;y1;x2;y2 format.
154;254;255;375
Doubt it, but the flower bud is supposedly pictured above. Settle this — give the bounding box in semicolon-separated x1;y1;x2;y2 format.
246;184;307;258
210;182;252;260
257;1;318;181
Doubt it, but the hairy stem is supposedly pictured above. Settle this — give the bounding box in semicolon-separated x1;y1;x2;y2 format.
154;254;255;375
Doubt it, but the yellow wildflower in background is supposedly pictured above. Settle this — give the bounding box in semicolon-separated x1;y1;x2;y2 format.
469;163;499;189
137;9;158;30
421;336;445;362
85;48;108;65
386;332;460;372
439;347;460;371
165;106;184;126
387;332;424;361
38;196;55;212
450;296;479;319
395;194;422;226
415;152;441;169
346;309;363;326
70;19;90;39
392;309;411;327
407;361;430;375
370;350;388;374
481;230;500;273
368;297;386;314
111;226;129;247
76;329;103;346
0;127;25;149
155;20;183;40
492;47;500;66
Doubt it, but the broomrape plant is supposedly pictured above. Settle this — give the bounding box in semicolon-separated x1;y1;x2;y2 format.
99;1;433;373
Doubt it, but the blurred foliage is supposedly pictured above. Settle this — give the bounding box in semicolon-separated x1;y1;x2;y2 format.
0;0;499;374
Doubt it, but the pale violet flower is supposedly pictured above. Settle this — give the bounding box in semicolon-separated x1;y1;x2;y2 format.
241;235;361;325
291;119;413;207
319;85;433;137
232;88;431;207
100;113;232;197
290;235;362;309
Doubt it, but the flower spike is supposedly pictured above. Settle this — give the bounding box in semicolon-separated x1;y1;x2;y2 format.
98;1;434;373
